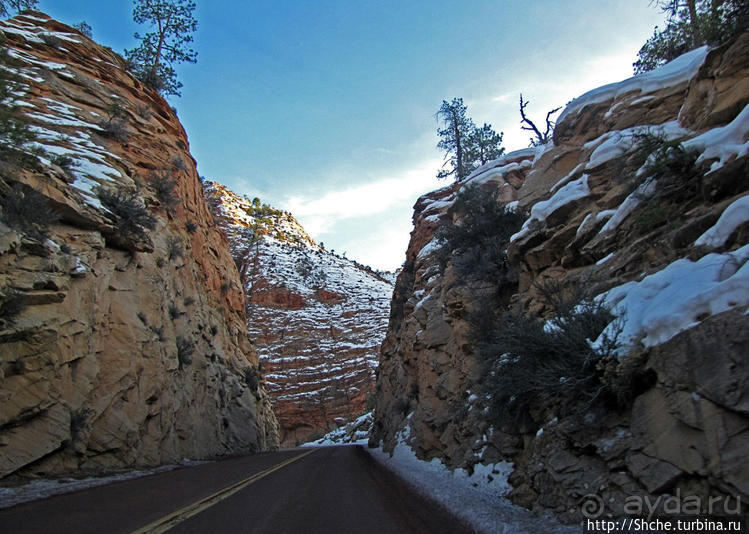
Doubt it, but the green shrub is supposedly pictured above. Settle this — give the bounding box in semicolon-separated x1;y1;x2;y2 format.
171;155;187;172
436;184;525;278
176;335;194;367
72;21;93;39
477;280;621;420
634;1;748;74
135;103;152;120
634;198;681;232
149;324;165;341
40;33;62;48
168;302;181;320
70;407;92;439
0;38;38;167
0;289;26;325
50;153;75;171
148;171;179;212
185;220;197;233
166;235;184;261
0;183;59;240
96;185;156;242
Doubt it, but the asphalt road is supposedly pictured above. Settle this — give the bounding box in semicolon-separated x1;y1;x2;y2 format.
0;446;473;534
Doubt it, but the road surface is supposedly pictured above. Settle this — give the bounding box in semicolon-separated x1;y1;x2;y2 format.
0;446;473;534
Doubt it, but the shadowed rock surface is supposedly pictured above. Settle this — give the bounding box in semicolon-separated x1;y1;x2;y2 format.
372;33;749;522
0;12;278;482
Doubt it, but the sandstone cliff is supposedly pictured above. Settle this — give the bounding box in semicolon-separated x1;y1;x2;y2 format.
0;12;278;481
204;182;393;446
372;34;749;521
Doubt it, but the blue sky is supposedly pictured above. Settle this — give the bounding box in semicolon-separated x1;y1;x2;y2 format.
37;1;665;270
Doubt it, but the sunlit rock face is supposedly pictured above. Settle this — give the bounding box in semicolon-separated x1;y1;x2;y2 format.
372;33;749;522
204;182;394;446
0;12;279;481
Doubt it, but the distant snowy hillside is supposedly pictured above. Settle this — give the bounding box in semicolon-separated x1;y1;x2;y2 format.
204;182;394;446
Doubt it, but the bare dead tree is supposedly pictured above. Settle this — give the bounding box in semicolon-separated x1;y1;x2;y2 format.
519;94;561;147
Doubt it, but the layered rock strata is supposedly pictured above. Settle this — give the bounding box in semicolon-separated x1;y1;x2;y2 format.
0;13;278;481
205;182;393;446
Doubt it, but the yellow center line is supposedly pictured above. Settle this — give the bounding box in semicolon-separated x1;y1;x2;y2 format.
131;449;317;534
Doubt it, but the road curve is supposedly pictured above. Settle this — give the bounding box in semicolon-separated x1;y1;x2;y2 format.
0;446;473;534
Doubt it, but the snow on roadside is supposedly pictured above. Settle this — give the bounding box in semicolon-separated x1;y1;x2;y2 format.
365;420;576;534
0;460;205;510
302;412;373;446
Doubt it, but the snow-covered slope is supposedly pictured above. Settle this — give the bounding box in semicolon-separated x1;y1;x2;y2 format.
204;182;394;446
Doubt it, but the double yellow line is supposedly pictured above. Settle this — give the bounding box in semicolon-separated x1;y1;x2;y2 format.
132;449;316;534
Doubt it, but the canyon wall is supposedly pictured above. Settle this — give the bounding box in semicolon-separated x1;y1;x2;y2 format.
205;182;393;446
0;13;278;481
372;34;749;521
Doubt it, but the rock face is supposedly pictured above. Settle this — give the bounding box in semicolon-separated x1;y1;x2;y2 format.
372;34;749;522
0;13;278;481
204;182;393;446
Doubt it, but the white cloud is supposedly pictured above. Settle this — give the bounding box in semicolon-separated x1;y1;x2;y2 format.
285;156;440;220
470;47;649;152
276;155;443;271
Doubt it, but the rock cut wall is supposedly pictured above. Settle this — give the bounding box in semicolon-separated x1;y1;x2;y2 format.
0;12;278;480
205;182;393;446
372;34;749;522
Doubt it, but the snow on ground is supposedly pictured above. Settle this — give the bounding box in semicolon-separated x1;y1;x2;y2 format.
0;461;205;510
557;46;709;125
304;414;574;532
1;21;129;212
599;177;657;235
684;103;749;174
511;175;590;243
584;121;688;170
364;419;576;534
302;412;373;446
206;182;393;411
695;194;749;249
594;244;749;353
417;147;540;219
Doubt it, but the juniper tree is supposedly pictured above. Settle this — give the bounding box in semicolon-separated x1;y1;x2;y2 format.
465;123;505;167
0;1;37;18
436;98;475;181
0;35;36;164
125;0;198;97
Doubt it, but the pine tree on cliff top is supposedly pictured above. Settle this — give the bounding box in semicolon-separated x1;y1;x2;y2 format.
436;98;505;180
0;1;38;18
465;123;505;167
634;0;749;74
436;98;475;181
125;0;198;97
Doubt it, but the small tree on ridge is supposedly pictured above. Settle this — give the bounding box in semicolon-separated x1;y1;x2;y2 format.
465;123;505;168
125;0;198;97
436;98;474;181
